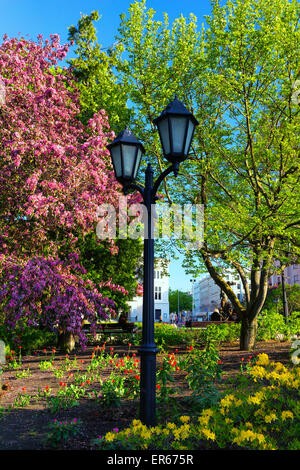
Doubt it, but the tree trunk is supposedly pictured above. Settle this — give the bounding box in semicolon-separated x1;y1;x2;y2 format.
240;316;258;351
57;330;75;353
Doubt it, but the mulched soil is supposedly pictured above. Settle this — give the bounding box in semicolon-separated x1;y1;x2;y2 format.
0;339;292;450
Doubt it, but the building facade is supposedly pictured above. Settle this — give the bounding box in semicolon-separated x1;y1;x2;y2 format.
128;259;170;323
268;263;300;288
192;264;300;320
193;270;246;319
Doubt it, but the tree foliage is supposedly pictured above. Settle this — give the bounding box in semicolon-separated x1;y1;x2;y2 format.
0;34;132;348
68;11;131;132
0;34;120;258
78;233;143;313
264;284;300;315
0;254;115;349
169;289;193;314
113;0;300;349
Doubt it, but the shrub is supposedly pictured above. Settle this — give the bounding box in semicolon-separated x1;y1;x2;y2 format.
4;327;57;355
0;255;115;349
44;418;81;448
93;354;300;450
257;310;300;341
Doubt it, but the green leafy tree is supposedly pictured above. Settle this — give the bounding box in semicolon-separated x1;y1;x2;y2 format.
67;12;144;316
78;233;143;314
114;0;300;350
68;11;131;132
169;289;193;314
264;284;300;315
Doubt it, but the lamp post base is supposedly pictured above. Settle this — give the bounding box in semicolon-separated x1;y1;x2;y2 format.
139;344;159;427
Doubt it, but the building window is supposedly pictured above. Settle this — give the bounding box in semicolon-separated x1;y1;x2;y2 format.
277;277;281;284
154;270;160;279
155;286;162;300
294;275;299;283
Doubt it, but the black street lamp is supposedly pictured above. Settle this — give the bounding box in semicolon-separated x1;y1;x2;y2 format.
281;268;289;322
107;97;198;427
190;279;196;320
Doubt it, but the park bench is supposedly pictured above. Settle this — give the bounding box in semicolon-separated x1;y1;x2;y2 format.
82;321;139;341
185;320;234;329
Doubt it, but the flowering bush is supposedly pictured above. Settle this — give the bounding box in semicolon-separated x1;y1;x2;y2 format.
44;418;81;448
0;33;137;352
94;354;300;450
0;254;115;348
0;34;121;258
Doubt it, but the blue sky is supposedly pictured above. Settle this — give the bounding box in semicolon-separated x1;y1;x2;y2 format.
0;1;213;48
0;0;213;291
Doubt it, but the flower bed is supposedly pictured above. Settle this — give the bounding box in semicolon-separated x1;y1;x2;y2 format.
0;340;297;450
94;353;300;451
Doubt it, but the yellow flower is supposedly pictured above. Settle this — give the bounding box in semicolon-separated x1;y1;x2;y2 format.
233;429;265;447
220;394;235;408
281;411;294;421
199;410;213;426
273;362;287;373
198;415;210;426
247;390;264;405
201;428;216;441
141;430;151;440
256;434;266;445
249;365;266;381
179;415;190;423
166;422;176;430
173;429;181;441
132;419;142;427
264;412;277;423
256;353;269;366
105;432;116;442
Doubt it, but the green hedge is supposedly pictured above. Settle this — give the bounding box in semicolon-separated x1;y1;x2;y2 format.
0;325;57;355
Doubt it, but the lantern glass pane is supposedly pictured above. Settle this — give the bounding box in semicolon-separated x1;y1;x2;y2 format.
184;120;195;155
170;116;187;154
158;117;170;155
111;145;122;178
121;144;137;178
133;148;142;179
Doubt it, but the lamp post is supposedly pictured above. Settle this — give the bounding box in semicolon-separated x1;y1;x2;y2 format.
281;268;289;322
280;244;291;323
107;97;198;427
190;279;196;320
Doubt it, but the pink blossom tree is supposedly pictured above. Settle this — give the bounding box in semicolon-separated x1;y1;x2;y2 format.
0;253;116;350
0;34;135;350
0;34;121;258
